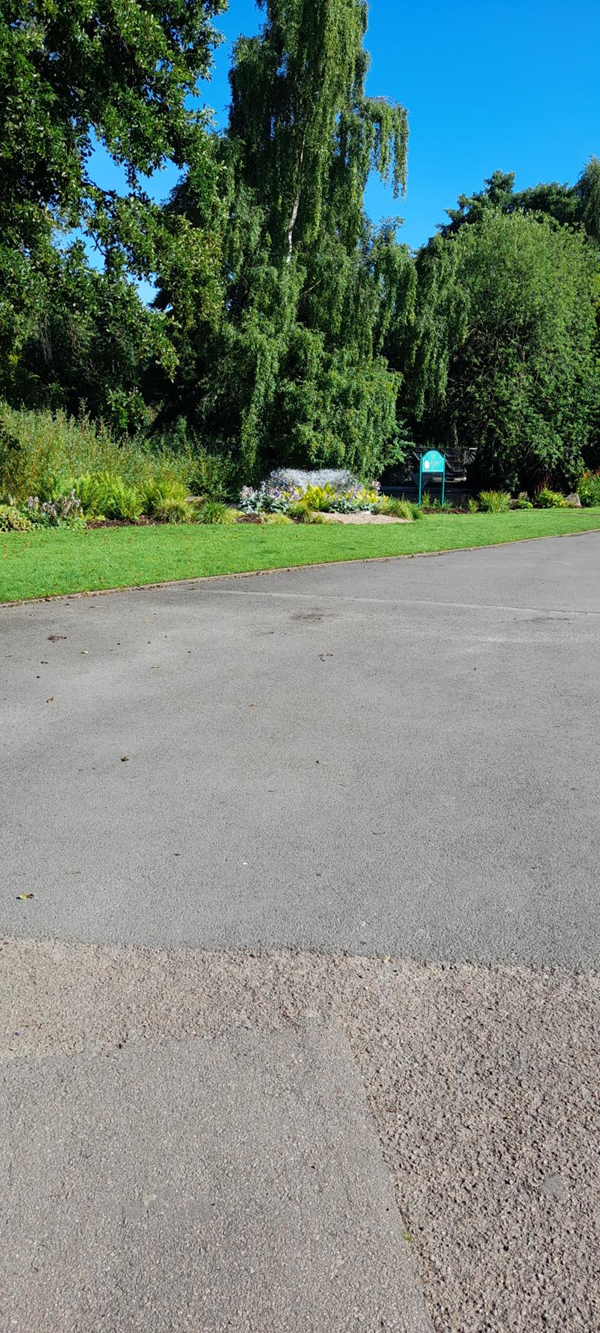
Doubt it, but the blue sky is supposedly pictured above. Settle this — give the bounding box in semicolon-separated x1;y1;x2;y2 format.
92;0;600;252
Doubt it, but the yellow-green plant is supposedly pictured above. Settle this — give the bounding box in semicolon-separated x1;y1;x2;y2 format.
478;489;511;513
533;488;566;509
288;500;325;523
194;500;237;525
376;495;421;520
69;472;143;520
142;479;191;523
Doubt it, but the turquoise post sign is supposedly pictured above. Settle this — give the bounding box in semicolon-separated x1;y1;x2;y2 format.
418;449;446;507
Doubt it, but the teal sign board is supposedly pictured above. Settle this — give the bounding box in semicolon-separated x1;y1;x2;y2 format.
418;450;446;507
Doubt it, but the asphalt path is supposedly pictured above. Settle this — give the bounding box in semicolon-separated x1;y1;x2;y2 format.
2;531;599;966
2;532;599;1333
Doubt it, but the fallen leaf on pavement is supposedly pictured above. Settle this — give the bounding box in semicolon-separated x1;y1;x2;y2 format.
46;696;54;704
16;893;34;900
48;634;66;642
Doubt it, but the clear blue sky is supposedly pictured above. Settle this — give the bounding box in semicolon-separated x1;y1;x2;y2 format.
92;0;600;252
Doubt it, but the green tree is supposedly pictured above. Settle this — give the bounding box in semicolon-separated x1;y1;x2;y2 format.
5;242;181;432
156;0;413;482
0;0;225;403
440;159;600;245
407;211;600;490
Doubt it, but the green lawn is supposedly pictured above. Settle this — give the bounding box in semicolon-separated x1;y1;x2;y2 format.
2;508;600;602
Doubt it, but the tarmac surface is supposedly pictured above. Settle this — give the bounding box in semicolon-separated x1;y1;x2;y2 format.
2;532;599;1331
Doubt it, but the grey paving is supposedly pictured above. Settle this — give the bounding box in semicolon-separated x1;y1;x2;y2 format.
2;535;600;1333
2;937;599;1333
0;1023;433;1333
2;533;600;965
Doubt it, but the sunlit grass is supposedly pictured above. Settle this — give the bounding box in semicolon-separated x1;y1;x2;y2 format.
2;509;600;603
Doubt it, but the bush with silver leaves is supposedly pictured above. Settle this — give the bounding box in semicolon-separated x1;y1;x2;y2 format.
239;469;379;515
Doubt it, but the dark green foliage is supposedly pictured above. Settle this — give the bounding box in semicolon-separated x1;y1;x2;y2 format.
407;212;600;491
2;244;177;431
188;450;240;500
0;0;224;408
156;0;411;482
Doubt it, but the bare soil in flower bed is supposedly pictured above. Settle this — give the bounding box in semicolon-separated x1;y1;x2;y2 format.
86;517;161;529
321;511;410;524
87;513;411;529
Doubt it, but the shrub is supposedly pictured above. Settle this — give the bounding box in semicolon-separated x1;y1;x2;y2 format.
189;451;238;500
511;494;534;509
239;469;380;515
0;403;194;502
577;471;600;507
467;498;479;513
260;512;294;525
266;468;362;491
194;499;236;524
421;493;454;513
27;490;84;527
142;479;191;523
0;489;84;531
69;472;143;520
239;482;297;514
478;490;511;513
0;503;33;531
376;496;420;520
533;488;566;508
287;500;325;523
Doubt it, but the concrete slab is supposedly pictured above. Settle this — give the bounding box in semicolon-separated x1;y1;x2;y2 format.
0;1026;433;1333
1;535;600;966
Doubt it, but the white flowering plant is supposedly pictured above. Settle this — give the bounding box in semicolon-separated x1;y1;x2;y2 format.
239;469;380;515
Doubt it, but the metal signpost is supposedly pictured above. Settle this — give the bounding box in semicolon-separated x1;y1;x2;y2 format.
418;449;446;507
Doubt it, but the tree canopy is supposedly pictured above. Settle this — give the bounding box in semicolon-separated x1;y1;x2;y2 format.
440;159;600;245
407;211;600;490
155;0;411;481
0;0;224;421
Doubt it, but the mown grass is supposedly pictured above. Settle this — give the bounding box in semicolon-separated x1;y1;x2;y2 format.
2;509;600;603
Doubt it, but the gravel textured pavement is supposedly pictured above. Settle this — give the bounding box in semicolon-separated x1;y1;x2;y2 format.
2;939;598;1332
2;1015;433;1333
2;533;599;1331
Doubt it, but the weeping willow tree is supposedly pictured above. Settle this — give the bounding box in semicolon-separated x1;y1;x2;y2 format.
405;210;600;490
156;0;414;481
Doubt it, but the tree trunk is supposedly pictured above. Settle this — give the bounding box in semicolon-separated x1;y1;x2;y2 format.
286;138;305;262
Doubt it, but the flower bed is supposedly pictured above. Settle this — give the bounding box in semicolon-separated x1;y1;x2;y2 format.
239;469;380;515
